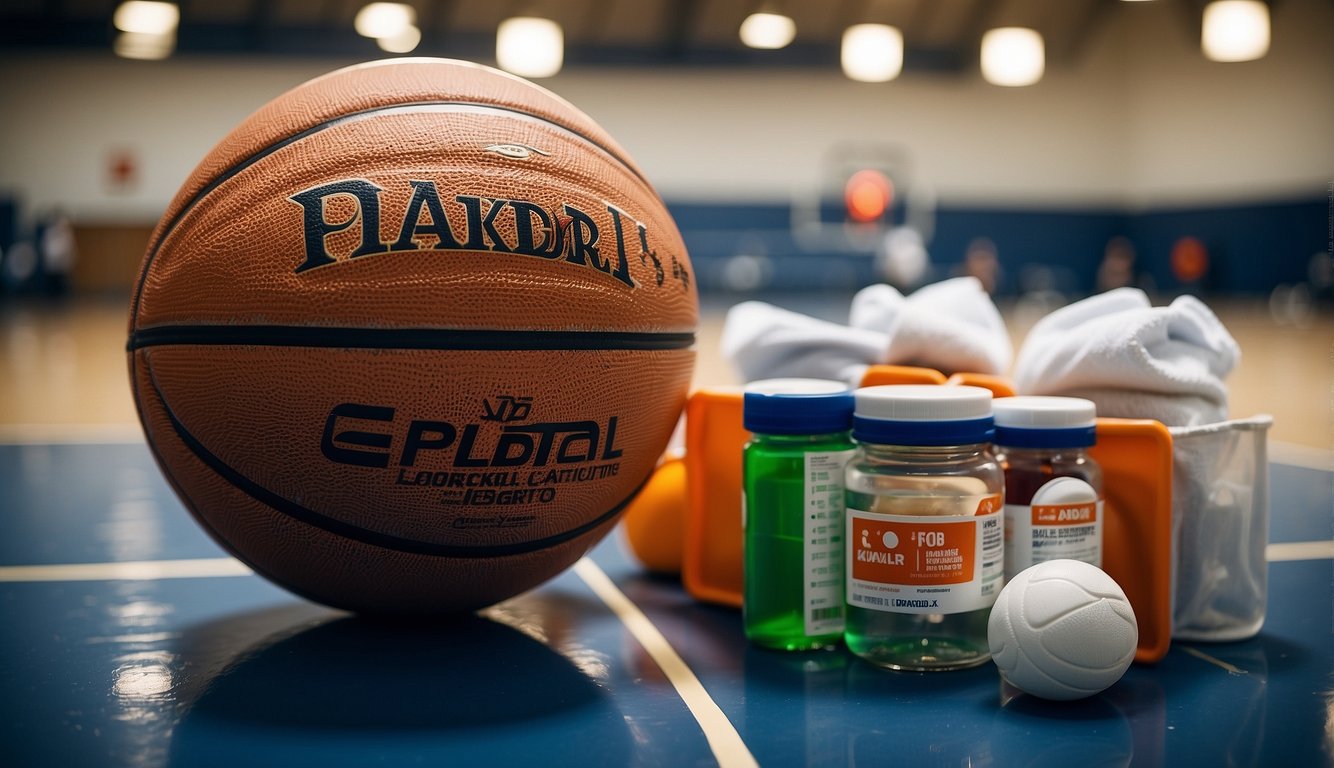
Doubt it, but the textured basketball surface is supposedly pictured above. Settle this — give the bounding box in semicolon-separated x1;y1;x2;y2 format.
127;58;697;614
988;559;1138;700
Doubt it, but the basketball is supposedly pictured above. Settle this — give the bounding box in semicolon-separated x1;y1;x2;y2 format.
987;559;1138;700
126;58;697;614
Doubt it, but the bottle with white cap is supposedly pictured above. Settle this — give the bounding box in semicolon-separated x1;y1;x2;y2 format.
844;385;1004;671
992;396;1104;580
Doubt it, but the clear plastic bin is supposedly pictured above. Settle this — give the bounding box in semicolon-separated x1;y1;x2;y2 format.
1169;416;1273;641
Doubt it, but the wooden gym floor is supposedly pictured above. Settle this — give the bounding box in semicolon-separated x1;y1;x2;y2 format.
1;293;1328;451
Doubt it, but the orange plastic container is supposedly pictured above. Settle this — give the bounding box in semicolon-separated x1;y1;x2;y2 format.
859;364;948;386
945;371;1016;398
681;388;747;607
1090;418;1174;663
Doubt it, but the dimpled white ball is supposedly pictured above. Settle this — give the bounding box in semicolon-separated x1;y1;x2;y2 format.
988;559;1138;700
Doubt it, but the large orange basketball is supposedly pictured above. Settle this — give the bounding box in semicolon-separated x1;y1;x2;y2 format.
127;59;697;614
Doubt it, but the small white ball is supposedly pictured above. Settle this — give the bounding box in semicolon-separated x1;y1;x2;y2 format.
988;559;1138;700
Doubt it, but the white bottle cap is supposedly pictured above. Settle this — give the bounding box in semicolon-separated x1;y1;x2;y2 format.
853;385;993;421
992;396;1097;449
992;396;1096;429
852;385;994;446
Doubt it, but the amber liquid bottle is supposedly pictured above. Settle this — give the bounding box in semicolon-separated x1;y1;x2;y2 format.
993;396;1104;579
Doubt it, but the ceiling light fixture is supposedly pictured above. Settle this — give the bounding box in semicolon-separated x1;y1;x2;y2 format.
840;23;904;82
981;27;1045;87
496;17;564;78
739;12;796;50
113;1;178;36
1202;0;1270;62
354;3;415;40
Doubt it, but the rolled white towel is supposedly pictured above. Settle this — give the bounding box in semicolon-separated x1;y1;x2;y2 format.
721;301;887;386
1013;288;1241;426
850;277;1012;376
721;277;1012;385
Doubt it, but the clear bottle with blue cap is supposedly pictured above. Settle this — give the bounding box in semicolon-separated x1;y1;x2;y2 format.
992;396;1104;579
844;385;1003;671
743;378;856;651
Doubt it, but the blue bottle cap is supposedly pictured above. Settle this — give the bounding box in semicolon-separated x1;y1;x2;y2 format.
743;378;854;435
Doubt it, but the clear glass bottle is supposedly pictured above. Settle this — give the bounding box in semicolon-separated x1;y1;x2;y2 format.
844;385;1003;671
993;396;1104;579
743;379;855;652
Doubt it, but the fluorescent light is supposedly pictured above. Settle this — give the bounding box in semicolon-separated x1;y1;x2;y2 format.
1202;0;1270;62
377;24;421;53
114;31;175;60
981;27;1044;86
841;24;904;83
354;3;415;39
113;2;178;35
739;12;796;50
497;17;564;79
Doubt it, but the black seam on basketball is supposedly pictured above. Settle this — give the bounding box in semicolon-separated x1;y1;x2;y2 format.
128;326;695;352
147;370;649;558
129;99;654;325
135;351;274;574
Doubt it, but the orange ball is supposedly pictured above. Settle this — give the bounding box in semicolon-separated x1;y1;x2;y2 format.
621;458;688;574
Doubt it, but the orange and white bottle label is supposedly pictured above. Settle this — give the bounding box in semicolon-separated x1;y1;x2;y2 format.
846;502;1003;615
1003;477;1102;578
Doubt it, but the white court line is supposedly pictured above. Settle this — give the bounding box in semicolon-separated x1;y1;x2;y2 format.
1180;646;1249;675
1267;540;1334;562
0;557;250;582
573;557;759;768
2;538;1322;585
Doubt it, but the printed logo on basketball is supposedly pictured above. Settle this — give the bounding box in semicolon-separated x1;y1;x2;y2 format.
852;518;977;586
286;179;689;292
319;400;624;501
481;395;533;423
483;142;551;160
1032;501;1098;525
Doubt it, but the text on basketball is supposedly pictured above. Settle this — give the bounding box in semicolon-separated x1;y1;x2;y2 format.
288;178;680;290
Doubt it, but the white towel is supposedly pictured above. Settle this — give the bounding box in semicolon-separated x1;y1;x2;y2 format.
720;301;887;385
849;278;1012;376
721;277;1012;385
1013;288;1241;426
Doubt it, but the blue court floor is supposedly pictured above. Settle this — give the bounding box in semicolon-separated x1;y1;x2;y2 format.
1;437;1331;767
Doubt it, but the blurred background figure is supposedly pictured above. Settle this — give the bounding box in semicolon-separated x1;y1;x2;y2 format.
1096;236;1137;294
36;210;76;299
1;240;39;297
1307;251;1333;306
959;237;1000;295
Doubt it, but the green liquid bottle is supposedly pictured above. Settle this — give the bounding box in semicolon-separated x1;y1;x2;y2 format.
743;379;855;652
